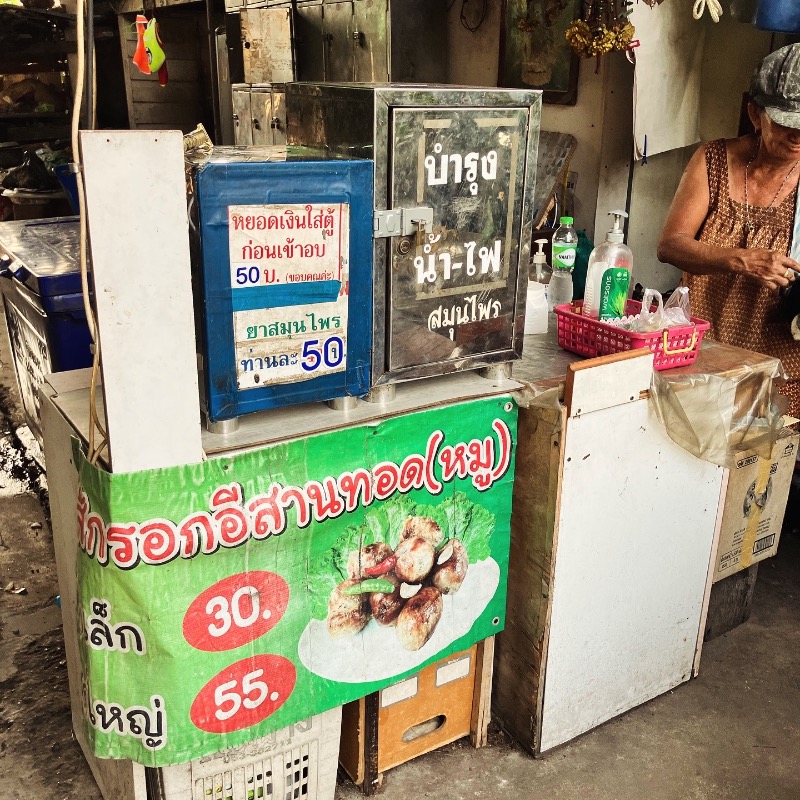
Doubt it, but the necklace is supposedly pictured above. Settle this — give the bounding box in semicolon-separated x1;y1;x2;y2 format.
744;153;800;232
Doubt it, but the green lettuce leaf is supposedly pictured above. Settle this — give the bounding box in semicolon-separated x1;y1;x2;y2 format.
306;492;495;619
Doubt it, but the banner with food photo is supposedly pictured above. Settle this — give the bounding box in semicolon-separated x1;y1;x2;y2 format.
72;396;517;765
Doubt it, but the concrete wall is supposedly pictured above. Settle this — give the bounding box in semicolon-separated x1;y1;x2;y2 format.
446;3;610;241
445;7;780;289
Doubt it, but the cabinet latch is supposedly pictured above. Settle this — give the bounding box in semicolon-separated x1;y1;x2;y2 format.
373;207;433;239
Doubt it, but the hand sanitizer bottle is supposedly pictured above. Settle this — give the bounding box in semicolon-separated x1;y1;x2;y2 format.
583;210;633;320
525;238;551;334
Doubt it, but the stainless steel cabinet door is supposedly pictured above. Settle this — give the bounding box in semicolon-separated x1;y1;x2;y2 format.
387;107;530;371
271;90;288;145
241;8;295;84
231;87;253;145
322;1;354;81
294;2;325;80
353;0;388;82
250;88;272;146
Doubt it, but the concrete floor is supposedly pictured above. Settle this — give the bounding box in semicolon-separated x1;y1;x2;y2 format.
0;307;798;800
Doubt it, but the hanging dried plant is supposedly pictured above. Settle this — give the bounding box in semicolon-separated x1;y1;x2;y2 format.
565;0;635;59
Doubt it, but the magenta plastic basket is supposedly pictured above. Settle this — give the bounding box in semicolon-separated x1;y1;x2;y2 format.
554;300;711;370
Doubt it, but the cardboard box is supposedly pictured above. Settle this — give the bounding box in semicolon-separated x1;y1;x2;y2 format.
713;427;799;582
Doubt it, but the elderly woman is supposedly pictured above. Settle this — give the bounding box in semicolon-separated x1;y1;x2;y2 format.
658;44;800;415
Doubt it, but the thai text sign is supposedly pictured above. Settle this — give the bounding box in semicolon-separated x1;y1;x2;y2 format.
229;203;349;390
73;397;517;765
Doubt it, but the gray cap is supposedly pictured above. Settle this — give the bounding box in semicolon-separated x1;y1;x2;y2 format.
750;43;800;129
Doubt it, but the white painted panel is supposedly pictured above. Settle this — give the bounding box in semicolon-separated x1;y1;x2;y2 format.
568;352;652;418
80;130;203;472
539;400;724;753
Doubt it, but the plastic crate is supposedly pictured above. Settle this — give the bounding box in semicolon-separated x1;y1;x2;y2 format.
159;707;342;800
554;300;711;370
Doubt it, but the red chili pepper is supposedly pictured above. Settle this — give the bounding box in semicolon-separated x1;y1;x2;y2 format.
363;555;397;577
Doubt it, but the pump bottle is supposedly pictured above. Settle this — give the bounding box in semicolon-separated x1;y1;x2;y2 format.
583;210;633;320
525;238;551;334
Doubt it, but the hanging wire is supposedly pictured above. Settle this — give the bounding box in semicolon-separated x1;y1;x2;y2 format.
459;0;489;32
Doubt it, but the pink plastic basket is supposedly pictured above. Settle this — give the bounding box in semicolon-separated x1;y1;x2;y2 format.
554;299;711;370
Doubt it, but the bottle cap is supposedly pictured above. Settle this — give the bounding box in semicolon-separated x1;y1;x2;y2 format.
559;216;574;225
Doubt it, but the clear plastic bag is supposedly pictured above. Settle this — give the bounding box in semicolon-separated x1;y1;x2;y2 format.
662;286;692;327
609;287;694;332
650;344;789;467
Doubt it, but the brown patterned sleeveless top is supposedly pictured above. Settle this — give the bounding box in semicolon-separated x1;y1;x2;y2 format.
685;139;800;414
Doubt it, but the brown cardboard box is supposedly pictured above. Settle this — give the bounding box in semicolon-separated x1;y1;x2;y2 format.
713;427;799;582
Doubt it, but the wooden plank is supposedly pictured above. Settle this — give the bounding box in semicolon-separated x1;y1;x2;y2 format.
469;636;494;748
50;373;522;466
362;693;381;796
129;60;199;82
694;468;729;675
79;130;204;472
338;699;365;786
704;563;759;642
241;8;295;83
124;80;200;104
114;0;201;16
117;15;137;132
131;102;201;126
564;348;653;418
538;394;724;753
492;397;566;755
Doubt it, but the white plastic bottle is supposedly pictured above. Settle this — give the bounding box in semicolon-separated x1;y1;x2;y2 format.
525;238;551;334
583;210;633;320
549;217;577;311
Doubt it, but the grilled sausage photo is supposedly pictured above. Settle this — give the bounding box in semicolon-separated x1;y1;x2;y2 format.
347;541;395;579
431;539;468;594
369;574;405;626
395;587;443;651
327;579;371;638
393;536;435;583
400;516;444;547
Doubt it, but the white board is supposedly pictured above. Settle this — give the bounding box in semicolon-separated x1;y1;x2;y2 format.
80;130;203;473
539;400;724;753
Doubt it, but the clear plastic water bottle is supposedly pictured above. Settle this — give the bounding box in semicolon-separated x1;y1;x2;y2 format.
549;216;577;311
552;216;578;271
548;270;573;311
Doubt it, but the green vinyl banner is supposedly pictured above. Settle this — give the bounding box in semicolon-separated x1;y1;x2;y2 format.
73;396;517;765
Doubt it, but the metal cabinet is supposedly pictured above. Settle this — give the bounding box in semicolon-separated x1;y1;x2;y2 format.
237;0;447;83
232;83;287;146
188;147;374;423
287;84;542;386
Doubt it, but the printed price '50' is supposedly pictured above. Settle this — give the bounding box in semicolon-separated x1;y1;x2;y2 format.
302;337;344;372
191;655;296;733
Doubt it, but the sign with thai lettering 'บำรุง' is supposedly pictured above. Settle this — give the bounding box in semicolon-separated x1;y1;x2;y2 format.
72;397;517;765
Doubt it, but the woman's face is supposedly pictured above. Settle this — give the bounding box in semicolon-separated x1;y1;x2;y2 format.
751;104;800;161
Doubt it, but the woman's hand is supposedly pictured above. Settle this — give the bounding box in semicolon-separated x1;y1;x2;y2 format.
729;248;800;291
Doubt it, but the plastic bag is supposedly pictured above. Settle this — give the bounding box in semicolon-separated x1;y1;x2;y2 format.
650;345;789;467
610;288;664;332
608;287;694;332
662;286;692;327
